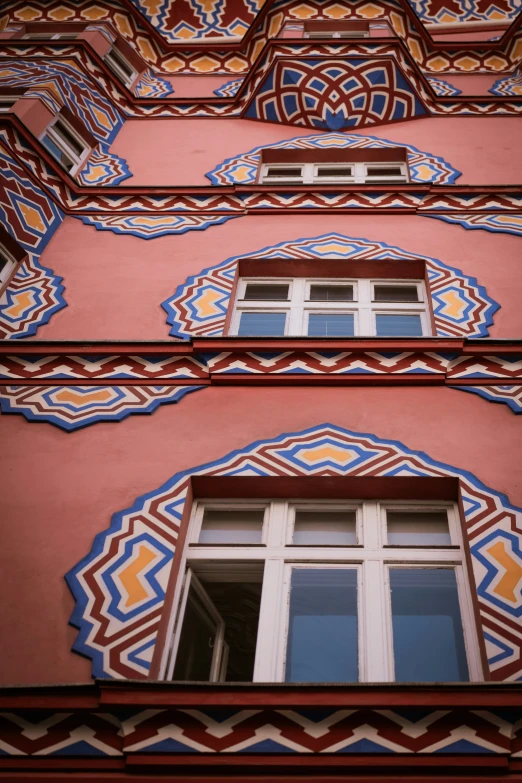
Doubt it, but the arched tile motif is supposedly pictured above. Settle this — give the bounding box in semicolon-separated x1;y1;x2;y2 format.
206;132;461;185
489;68;522;96
0;385;204;431
77;145;133;187
427;76;462;96
423;213;522;238
76;213;240;238
0;141;66;339
161;233;498;339
243;59;427;130
66;423;522;679
454;385;522;414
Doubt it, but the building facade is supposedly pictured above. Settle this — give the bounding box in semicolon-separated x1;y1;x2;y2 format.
0;0;521;779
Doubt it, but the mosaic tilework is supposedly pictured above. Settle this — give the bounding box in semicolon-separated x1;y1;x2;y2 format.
423;213;522;238
0;354;208;381
213;77;244;96
0;140;65;339
133;69;174;97
77;145;132;187
0;60;124;144
77;213;240;238
427;76;462;96
162;233;498;340
206;131;461;185
0;707;519;756
128;0;265;40
244;58;427;130
66;423;522;679
0;385;204;431
490;68;522;96
408;0;521;23
454;385;522;413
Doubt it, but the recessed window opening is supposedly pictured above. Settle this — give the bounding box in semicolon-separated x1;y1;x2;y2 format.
104;47;137;86
164;499;482;684
0;96;20;112
261;161;408;185
24;32;78;39
0;245;18;287
40;116;90;175
232;277;429;337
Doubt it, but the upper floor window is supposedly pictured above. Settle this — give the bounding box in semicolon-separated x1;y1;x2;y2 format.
0;96;20;112
261;160;408;185
0;244;18;288
304;21;370;38
164;499;481;683
23;32;78;39
39;115;90;175
104;46;138;87
231;277;429;337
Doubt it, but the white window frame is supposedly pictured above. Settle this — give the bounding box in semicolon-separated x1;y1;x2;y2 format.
0;244;19;287
39;115;90;176
23;32;78;39
304;30;370;39
103;46;138;87
161;499;483;683
230;277;430;337
260;160;409;185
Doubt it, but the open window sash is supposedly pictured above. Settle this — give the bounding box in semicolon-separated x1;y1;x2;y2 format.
169;568;227;682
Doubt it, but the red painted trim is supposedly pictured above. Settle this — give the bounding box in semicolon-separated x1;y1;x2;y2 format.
238;257;425;279
192;338;464;352
209;374;446;386
260;147;408;164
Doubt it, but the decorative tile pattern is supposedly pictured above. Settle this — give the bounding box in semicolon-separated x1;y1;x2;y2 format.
0;60;124;144
162;233;498;339
427;76;462;96
408;0;521;23
0;141;65;339
490;68;522;96
244;58;427;130
214;77;244;96
0;706;519;757
128;0;265;41
76;213;240;238
423;213;522;238
134;69;174;98
0;355;208;381
0;385;204;431
66;423;522;679
206;131;461;185
454;385;522;413
77;145;133;187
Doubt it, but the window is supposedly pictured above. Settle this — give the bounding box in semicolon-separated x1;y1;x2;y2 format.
39;116;90;175
23;32;78;39
260;161;408;185
0;97;20;112
304;21;370;38
163;500;481;683
0;245;18;287
104;46;137;87
231;277;430;337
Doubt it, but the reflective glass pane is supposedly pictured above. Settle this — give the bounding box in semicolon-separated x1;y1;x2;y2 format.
0;252;9;274
315;167;353;178
366;166;404;177
285;569;358;682
54;121;85;157
308;313;354;337
390;568;469;682
199;509;264;544
238;311;286;336
387;511;451;545
41;134;74;171
172;584;220;681
293;511;357;545
244;283;289;301
375;314;423;336
266;167;303;178
309;285;353;301
373;285;419;302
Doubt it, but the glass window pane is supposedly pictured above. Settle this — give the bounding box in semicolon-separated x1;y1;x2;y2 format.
387;511;451;546
41;134;75;171
390;568;469;682
0;252;9;274
199;509;264;544
373;285;419;302
54;121;85;157
366;166;404;177
315;167;353;178
265;167;303;178
293;511;357;545
238;311;286;336
172;584;221;681
375;314;423;336
308;313;354;337
309;284;353;301
244;283;289;301
285;569;358;682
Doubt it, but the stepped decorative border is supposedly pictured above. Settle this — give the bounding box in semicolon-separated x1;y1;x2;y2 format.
455;385;522;413
162;233;499;340
424;213;522;238
65;423;522;679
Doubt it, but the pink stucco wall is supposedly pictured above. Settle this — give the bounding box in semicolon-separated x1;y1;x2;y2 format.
109;117;522;186
165;75;238;96
1;383;520;685
35;213;520;341
436;73;500;94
